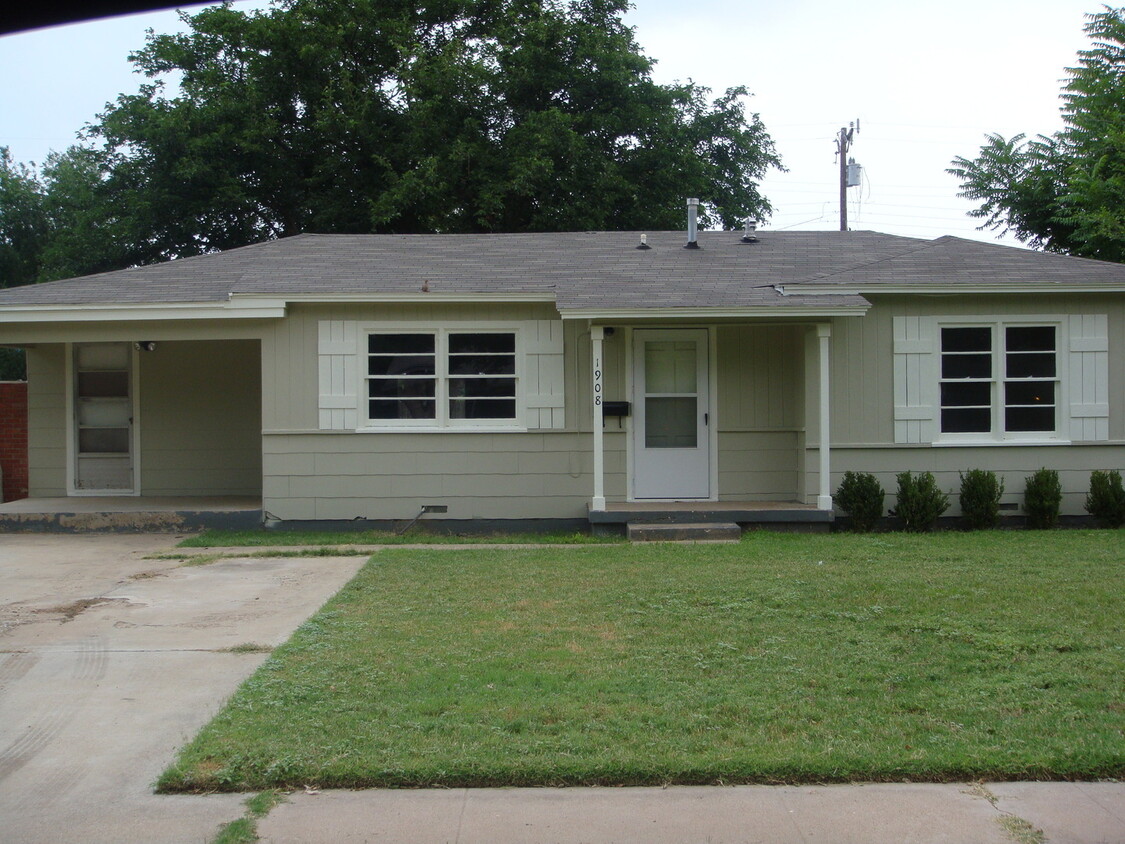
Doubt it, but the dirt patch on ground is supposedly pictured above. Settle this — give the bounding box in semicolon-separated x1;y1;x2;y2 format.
37;597;133;623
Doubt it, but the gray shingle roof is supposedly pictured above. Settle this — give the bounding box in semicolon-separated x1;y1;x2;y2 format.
1;230;1122;314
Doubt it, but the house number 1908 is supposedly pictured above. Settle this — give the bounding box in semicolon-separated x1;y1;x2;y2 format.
593;356;602;406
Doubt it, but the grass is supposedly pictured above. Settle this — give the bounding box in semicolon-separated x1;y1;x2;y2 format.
178;528;621;548
211;791;286;844
158;531;1125;792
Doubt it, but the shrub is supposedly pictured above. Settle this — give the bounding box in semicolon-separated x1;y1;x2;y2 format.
890;471;949;532
1085;469;1125;528
835;471;885;532
1024;468;1062;530
959;469;1004;530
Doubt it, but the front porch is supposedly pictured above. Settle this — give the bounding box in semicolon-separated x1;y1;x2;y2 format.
588;500;834;537
0;496;262;532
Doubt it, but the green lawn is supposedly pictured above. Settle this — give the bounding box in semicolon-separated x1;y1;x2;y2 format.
158;531;1125;791
178;528;620;547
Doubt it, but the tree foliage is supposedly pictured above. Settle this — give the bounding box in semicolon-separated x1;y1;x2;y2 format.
2;0;782;282
949;6;1125;260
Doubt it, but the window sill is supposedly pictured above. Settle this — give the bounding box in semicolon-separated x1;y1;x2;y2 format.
354;425;528;434
932;438;1071;447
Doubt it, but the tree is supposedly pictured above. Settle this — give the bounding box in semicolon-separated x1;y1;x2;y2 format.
65;0;780;265
950;6;1125;261
0;147;49;289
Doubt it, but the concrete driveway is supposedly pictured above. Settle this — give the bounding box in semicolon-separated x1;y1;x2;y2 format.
0;534;366;844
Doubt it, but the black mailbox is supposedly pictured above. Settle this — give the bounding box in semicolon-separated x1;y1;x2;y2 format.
602;401;631;418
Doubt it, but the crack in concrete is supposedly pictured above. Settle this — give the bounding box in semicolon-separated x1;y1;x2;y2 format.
966;783;1048;844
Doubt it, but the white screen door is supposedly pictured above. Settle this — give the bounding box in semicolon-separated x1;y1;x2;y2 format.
632;329;710;499
73;343;135;492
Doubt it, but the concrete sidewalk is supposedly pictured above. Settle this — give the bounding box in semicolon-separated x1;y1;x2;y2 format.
254;781;1125;844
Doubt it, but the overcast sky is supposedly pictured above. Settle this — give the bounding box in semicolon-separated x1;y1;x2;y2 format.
0;0;1100;245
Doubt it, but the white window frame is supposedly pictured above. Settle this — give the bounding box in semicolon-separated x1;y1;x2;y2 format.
358;323;526;432
936;317;1066;444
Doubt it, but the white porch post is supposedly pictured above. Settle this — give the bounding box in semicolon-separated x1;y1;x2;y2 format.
817;323;833;510
591;326;606;511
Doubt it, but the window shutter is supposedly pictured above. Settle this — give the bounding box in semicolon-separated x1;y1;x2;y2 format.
893;316;937;443
523;320;566;429
318;320;359;430
1068;314;1109;441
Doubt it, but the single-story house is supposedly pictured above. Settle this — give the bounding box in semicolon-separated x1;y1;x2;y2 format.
0;221;1122;531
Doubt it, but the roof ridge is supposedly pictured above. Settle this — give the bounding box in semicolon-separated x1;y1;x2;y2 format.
788;235;943;285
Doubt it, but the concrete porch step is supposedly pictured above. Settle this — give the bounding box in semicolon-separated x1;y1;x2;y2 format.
627;522;742;542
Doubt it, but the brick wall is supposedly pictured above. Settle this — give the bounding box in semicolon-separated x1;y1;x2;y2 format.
0;381;28;502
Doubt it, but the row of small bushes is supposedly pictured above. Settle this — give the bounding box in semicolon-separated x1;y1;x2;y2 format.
835;468;1125;532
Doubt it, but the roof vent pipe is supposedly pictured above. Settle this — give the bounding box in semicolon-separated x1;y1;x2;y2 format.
741;219;759;243
684;198;701;249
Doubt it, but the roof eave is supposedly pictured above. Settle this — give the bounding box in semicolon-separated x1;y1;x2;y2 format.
784;283;1125;295
0;301;287;323
559;304;871;320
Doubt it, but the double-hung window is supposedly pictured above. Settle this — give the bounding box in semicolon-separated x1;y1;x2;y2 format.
366;330;517;426
939;323;1058;439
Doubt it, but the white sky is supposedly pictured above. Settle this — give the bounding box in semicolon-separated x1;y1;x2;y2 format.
0;0;1098;245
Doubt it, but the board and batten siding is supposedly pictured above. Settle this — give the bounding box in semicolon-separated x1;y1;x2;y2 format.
138;340;262;495
26;345;67;497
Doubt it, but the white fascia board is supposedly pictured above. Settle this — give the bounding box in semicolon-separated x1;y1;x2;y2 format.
782;283;1125;295
0;301;287;322
230;292;558;306
559;305;870;320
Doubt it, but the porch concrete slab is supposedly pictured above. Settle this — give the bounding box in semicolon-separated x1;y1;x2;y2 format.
988;781;1125;844
0;496;262;532
258;783;1016;844
0;534;366;844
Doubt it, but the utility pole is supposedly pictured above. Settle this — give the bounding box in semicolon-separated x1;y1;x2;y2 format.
836;120;859;231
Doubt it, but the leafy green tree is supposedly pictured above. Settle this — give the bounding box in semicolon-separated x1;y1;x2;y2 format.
69;0;780;265
0;147;49;289
949;7;1125;260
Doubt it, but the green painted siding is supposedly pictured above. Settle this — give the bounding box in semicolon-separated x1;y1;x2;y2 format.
26;345;67;496
138;340;262;495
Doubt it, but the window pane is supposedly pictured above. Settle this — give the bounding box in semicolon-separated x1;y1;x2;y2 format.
645;397;697;448
449;333;514;354
368;378;435;399
448;354;515;375
645;342;696;394
78;371;129;398
369;334;434;354
78;428;129;453
369;398;436;419
1006;352;1055;379
1005;381;1054;407
942;353;991;379
449;398;516;419
1006;326;1054;352
369;354;435;377
941;327;991;352
77;343;129;369
1005;406;1054;432
78;399;130;427
941;408;991;433
449;377;515;398
941;381;991;407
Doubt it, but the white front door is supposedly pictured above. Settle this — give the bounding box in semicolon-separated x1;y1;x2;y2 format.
632;329;711;500
72;342;135;493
